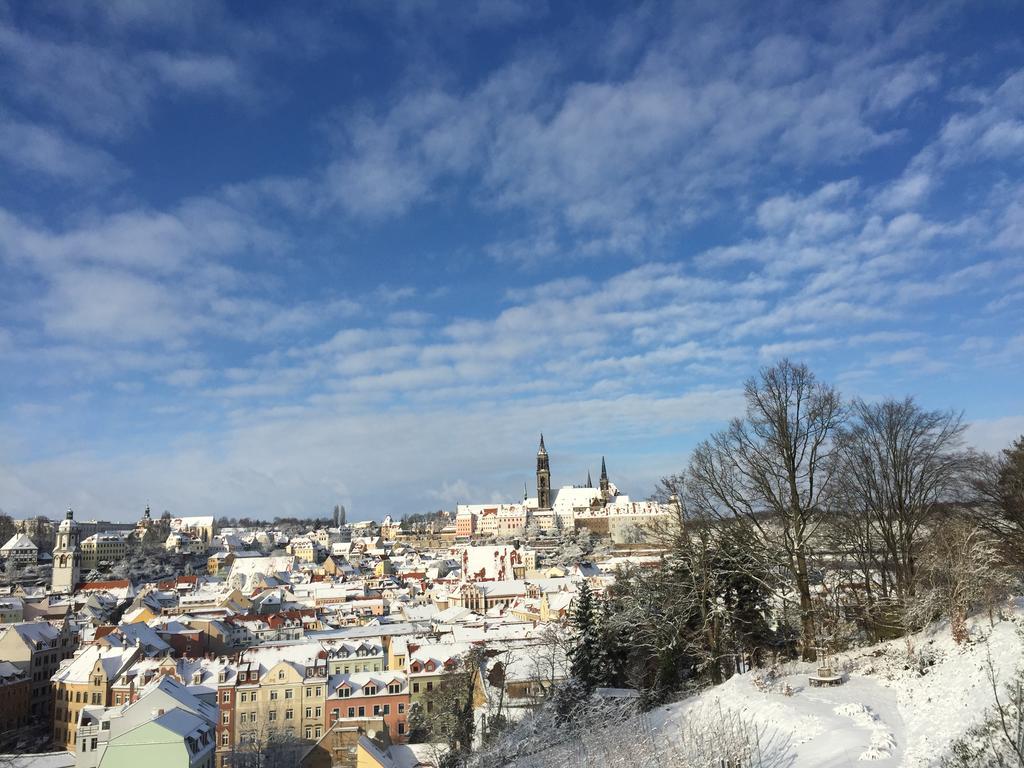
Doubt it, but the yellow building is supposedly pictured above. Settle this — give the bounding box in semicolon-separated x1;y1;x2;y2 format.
51;644;142;750
289;537;317;563
80;532;130;570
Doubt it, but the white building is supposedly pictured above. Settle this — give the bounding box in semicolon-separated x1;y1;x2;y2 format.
51;508;81;594
0;532;38;568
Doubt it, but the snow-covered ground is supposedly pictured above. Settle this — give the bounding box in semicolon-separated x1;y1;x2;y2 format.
648;603;1024;767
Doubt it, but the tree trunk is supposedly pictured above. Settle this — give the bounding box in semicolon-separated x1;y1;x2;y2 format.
795;548;816;660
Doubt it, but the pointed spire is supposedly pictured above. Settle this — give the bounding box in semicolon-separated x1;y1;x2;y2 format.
586;470;593;488
600;456;608;480
538;433;547;454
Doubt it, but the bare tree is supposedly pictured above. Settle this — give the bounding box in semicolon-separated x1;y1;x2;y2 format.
229;723;307;768
908;520;1011;643
834;397;971;603
969;436;1024;564
687;360;843;659
527;623;572;703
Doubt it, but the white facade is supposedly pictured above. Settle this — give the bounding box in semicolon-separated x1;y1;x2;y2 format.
51;508;81;594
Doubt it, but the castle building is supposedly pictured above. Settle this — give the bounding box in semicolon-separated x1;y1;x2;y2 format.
51;508;81;594
455;436;674;543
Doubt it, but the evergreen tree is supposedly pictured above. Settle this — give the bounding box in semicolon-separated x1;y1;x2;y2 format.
595;597;628;688
568;580;599;690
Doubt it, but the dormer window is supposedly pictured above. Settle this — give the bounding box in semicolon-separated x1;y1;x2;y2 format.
363;685;377;696
338;688;350;698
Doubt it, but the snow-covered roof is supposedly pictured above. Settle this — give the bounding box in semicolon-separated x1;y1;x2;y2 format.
4;620;61;647
1;533;38;552
552;486;603;512
52;645;137;685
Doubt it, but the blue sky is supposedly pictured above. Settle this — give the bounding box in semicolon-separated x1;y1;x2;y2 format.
0;0;1022;522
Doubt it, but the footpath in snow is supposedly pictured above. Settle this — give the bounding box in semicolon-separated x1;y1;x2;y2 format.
647;605;1024;767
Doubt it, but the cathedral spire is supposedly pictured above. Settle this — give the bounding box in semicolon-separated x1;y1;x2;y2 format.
599;456;610;498
586;469;593;488
536;434;551;510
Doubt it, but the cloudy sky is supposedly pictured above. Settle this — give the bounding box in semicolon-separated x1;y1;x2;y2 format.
0;0;1022;522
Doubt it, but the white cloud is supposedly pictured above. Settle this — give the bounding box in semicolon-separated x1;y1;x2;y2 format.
0;116;124;182
966;416;1024;454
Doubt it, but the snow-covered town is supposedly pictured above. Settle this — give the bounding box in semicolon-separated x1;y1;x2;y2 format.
2;422;1024;767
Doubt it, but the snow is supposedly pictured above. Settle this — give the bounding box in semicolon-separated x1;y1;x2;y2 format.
647;605;1024;767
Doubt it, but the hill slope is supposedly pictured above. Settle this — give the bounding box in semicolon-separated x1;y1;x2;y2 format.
649;603;1024;767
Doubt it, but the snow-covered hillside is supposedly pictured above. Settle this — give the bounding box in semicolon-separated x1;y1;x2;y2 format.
649;602;1024;767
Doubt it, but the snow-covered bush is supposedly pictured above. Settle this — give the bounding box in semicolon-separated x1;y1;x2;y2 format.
467;693;791;768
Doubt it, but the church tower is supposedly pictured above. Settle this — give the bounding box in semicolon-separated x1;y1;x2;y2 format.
51;507;81;594
536;434;551;510
599;456;611;501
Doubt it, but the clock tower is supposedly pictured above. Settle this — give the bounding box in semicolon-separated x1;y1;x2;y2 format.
51;508;81;594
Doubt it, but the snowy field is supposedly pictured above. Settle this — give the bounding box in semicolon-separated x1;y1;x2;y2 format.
648;603;1024;767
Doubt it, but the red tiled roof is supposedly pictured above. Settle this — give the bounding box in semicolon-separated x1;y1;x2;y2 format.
75;580;131;591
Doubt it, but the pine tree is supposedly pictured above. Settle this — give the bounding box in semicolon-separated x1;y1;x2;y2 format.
568;580;599;690
595;597;628;688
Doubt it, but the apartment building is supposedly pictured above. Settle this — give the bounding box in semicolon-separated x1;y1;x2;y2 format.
0;620;78;719
51;643;143;750
326;671;411;742
80;532;130;570
0;661;30;735
214;650;330;768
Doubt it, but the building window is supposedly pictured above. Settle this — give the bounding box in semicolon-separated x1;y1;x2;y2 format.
383;705;390;715
285;689;293;699
347;707;354;718
305;707;311;718
269;710;277;721
269;690;277;700
412;683;419;693
398;723;405;735
285;709;293;720
221;691;230;703
398;703;405;713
